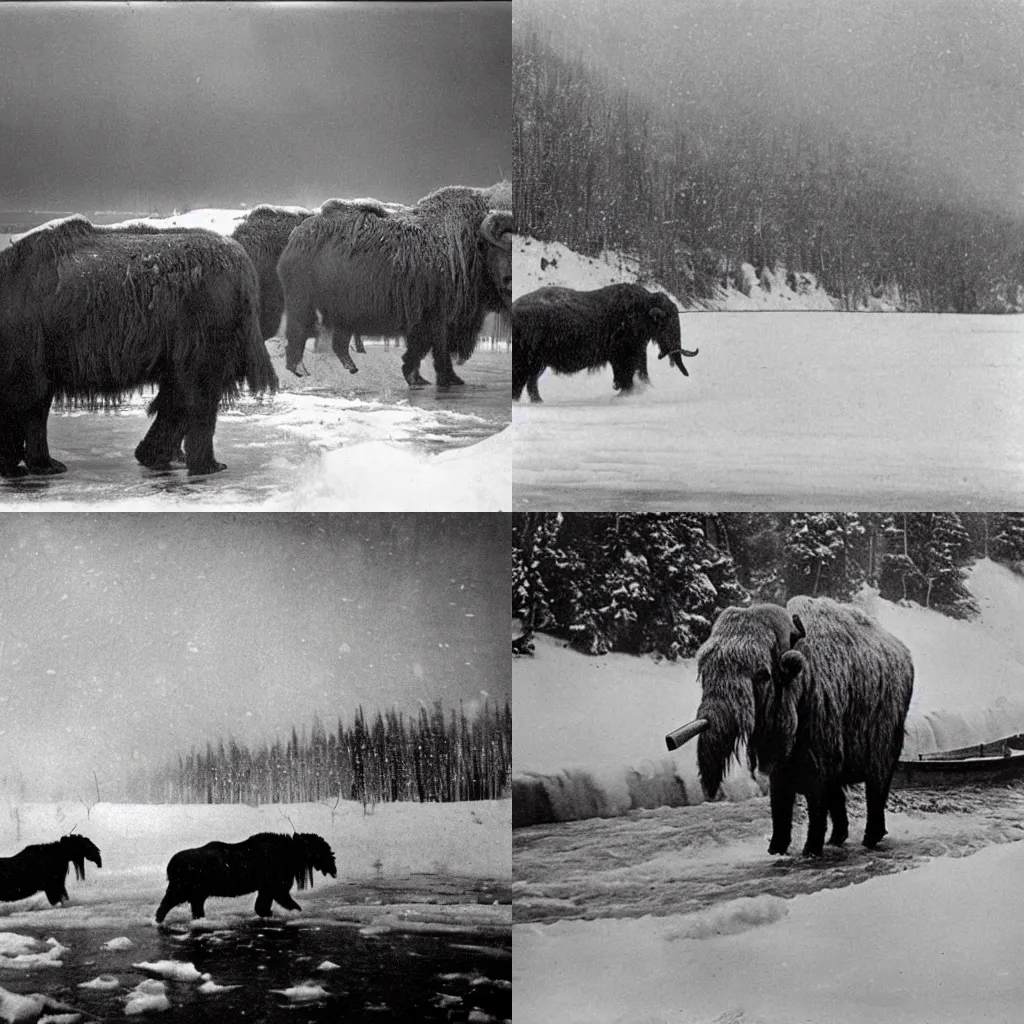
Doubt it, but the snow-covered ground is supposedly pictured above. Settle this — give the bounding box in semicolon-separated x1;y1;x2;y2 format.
0;799;510;930
514;558;1024;823
512;237;1024;510
513;563;1024;1023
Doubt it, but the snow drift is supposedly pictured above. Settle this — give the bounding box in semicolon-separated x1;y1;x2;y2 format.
513;559;1024;826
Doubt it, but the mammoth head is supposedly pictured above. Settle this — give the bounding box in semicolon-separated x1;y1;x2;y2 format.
480;210;514;309
647;294;698;377
668;604;807;798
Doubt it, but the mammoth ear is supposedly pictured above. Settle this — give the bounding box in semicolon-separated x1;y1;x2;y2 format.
790;613;806;647
778;649;806;684
648;304;668;324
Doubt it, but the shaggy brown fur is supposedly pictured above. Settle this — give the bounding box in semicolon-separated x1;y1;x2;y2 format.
0;217;277;477
0;835;102;906
512;284;697;402
155;832;336;922
277;183;513;387
694;598;913;856
231;205;313;339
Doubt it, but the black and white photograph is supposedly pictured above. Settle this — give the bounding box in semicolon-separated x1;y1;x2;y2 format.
511;0;1024;509
0;513;511;1021
0;1;512;511
513;511;1024;1023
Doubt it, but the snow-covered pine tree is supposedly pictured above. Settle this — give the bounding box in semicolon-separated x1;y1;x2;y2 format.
879;513;925;604
990;513;1024;569
920;512;977;618
782;513;865;600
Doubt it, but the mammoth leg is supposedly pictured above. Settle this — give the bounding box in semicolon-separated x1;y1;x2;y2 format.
182;382;226;477
22;394;66;475
283;302;316;377
155;885;187;923
527;374;543;403
427;325;464;388
611;355;637;393
863;775;893;849
402;327;432;387
0;409;27;477
274;890;301;912
323;315;358;374
254;890;274;917
802;792;829;857
353;334;366;354
767;775;795;855
827;786;849;847
136;384;182;469
190;896;207;919
44;885;65;906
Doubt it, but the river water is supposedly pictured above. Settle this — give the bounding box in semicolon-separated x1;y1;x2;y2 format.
0;876;511;1022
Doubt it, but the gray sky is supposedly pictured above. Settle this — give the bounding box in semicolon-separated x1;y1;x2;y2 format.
0;514;508;800
522;0;1024;218
0;1;510;213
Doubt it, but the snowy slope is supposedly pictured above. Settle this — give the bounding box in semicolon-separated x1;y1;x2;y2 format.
514;559;1024;824
513;235;838;310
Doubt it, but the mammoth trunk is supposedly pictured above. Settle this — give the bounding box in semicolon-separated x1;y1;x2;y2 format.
695;691;755;799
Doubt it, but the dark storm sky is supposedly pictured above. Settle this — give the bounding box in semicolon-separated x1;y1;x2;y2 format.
522;0;1024;218
0;1;510;213
0;514;508;799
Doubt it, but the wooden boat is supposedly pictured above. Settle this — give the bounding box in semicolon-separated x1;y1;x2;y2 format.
894;736;1024;787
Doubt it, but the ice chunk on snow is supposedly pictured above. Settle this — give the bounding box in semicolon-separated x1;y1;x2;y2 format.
132;961;209;983
37;1015;82;1024
271;983;329;1003
197;980;239;994
0;937;67;970
359;924;390;937
78;975;120;991
663;895;790;940
102;937;133;950
0;985;75;1024
125;979;170;1014
316;960;341;971
468;1012;496;1023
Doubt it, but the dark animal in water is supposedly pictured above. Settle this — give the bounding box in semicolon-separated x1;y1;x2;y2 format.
277;183;514;388
155;832;337;921
0;217;277;477
670;597;914;857
0;835;102;906
512;283;698;402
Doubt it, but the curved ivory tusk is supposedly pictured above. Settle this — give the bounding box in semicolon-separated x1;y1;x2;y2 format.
665;718;709;751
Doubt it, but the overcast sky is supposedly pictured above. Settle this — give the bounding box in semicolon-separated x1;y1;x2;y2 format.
0;1;510;213
0;513;508;800
521;0;1023;218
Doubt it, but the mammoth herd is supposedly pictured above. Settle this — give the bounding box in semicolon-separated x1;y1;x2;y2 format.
0;831;337;921
0;183;513;477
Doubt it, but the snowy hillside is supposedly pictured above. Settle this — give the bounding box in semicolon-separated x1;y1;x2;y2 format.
514;559;1024;825
513;234;838;310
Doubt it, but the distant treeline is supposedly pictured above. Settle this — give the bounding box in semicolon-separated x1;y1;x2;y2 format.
514;16;1024;312
514;513;1024;660
133;701;511;806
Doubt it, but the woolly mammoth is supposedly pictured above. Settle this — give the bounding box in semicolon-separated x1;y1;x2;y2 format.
0;217;277;477
512;283;698;402
667;597;914;857
155;832;336;922
276;184;514;388
0;835;102;906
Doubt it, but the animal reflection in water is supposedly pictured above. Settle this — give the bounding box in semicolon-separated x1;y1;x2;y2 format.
155;832;337;921
0;834;103;906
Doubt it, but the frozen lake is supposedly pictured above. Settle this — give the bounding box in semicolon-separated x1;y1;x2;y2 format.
512;312;1024;509
0;348;510;510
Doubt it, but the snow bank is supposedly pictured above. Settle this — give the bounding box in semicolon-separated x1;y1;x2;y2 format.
513;561;1024;825
513;235;837;310
262;425;510;511
513;839;1024;1024
0;799;510;928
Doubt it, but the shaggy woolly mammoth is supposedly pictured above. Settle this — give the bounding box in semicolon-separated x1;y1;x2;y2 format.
512;283;698;402
667;597;914;857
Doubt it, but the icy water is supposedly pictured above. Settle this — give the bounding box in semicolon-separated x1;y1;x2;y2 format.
512;781;1024;925
0;877;511;1022
0;349;510;508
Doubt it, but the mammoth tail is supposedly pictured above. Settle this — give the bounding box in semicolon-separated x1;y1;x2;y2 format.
242;313;279;398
